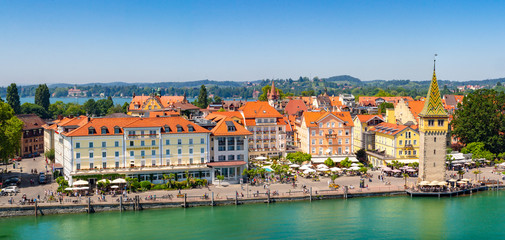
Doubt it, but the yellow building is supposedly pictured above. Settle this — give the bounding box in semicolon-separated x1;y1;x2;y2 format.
352;115;384;152
367;122;420;167
56;116;213;185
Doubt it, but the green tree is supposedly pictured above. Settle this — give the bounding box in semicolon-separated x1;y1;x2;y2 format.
324;158;335;167
194;85;209;108
48;101;67;118
452;89;505;154
378;102;394;114
64;103;86;116
212;96;223;104
216;175;225;186
286;152;312;164
461;142;495;160
402;173;409;188
35;84;50;111
45;149;55;162
355;148;367;163
107;104;125;115
21;103;49;118
83;99;97;115
122;102;130;114
6;83;21;114
340;157;352;168
258;85;284;101
0;102;23;166
457;170;465;180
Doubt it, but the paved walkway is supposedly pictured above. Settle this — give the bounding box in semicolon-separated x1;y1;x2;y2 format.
1;156;503;207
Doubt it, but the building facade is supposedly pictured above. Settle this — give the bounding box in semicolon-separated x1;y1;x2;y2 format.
240;101;287;159
17;114;46;158
352;115;384;152
298;112;353;157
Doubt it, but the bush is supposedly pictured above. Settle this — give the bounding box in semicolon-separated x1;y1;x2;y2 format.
152;184;164;190
140;181;152;191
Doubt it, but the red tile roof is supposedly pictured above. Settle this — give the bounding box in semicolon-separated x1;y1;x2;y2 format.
240;101;283;119
16;114;46;130
211;117;252;136
284;100;308;116
369;122;418;136
355;115;384;123
303;111;354;127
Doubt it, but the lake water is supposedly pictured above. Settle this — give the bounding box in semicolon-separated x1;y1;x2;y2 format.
1;191;505;239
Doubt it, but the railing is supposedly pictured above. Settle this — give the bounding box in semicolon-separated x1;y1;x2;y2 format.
325;134;337;139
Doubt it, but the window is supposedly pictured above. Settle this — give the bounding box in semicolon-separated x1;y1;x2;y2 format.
345;130;349;136
319;123;323;128
90;163;93;169
218;156;226;161
319;139;323;145
89;152;94;159
319;130;323;136
102;142;106;148
140;130;144;135
338;139;342;145
115;162;119;168
312;139;316;145
150;130;156;135
178;158;182;164
150;140;154;146
89;142;94;148
434;150;436;154
76;142;80;148
189;139;194;145
338;130;342;136
189;148;193;154
101;128;107;135
201;138;205;144
311;130;316;136
130;151;134;157
178;148;182;155
332;122;335;127
88;127;96;135
102;152;106;158
103;162;107;169
201;158;205;163
141;140;145;146
345;139;349;144
399;150;402;155
130;141;134;146
166;149;170;155
115;151;119;157
326;123;330;128
228;155;235;161
438;120;444;126
141;150;145;157
114;127;120;134
76;163;80;170
434;137;437;143
166;139;170;145
329;139;333;145
128;131;135;136
413;150;417;155
115;141;119;147
339;123;342;127
201;148;205;153
428;120;434;126
312;147;315;153
178;139;182;145
399;140;403;145
76;153;81;159
413;140;417;145
189;158;193;164
319;147;323;155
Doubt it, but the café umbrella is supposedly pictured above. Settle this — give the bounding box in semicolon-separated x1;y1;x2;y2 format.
112;178;127;184
73;180;89;186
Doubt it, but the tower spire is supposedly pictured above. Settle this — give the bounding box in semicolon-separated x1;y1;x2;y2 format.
419;55;447;117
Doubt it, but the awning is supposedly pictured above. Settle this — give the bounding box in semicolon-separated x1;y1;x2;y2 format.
385;159;418;164
207;161;247;167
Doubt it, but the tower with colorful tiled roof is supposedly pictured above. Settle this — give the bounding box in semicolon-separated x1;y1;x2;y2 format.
418;59;449;182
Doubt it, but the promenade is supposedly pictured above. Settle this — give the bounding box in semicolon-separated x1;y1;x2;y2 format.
1;156;503;212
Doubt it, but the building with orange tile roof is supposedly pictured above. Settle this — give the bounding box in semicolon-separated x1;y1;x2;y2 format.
239;101;287;159
128;93;199;117
297;111;354;157
206;117;252;183
51;115;218;185
358;96;414;107
366;122;420;167
284;99;308;116
394;99;425;125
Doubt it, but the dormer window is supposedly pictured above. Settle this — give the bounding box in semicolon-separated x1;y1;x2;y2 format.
101;126;108;135
225;121;236;132
114;126;121;134
88;127;96;135
188;125;194;132
177;125;183;132
164;125;171;132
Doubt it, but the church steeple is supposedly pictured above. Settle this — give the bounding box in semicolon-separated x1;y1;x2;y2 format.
419;58;447;117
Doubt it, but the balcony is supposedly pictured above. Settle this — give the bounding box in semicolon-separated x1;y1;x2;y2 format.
403;144;414;150
325;134;337;139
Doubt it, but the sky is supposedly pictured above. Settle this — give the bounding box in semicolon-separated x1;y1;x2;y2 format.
1;0;504;86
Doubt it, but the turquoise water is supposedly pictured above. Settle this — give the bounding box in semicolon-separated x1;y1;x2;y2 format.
1;191;505;239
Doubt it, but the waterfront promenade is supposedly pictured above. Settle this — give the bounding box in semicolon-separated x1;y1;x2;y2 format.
1;156;503;215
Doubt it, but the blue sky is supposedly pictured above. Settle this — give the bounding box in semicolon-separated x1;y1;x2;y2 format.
1;0;504;86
